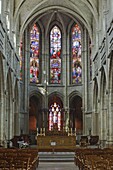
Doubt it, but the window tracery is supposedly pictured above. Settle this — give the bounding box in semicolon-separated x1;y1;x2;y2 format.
49;102;61;131
72;24;82;84
30;24;40;83
50;26;61;84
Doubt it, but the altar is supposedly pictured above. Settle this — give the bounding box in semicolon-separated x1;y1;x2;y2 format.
37;126;76;151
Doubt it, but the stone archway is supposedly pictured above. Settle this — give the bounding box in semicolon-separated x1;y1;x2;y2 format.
100;67;107;146
69;95;82;134
48;94;63;131
29;94;43;144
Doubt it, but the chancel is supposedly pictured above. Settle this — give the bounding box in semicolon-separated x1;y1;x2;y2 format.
37;120;76;151
1;0;113;169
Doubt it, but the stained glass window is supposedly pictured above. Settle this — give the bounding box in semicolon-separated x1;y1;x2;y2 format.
50;26;61;84
30;24;40;83
72;24;82;84
49;102;61;131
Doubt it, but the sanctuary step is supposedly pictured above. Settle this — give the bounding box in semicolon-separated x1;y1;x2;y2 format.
38;152;75;162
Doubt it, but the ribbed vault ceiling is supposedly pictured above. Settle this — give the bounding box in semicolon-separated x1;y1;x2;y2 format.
14;0;98;38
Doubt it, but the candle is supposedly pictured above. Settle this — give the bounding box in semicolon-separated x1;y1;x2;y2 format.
43;128;45;133
37;128;38;136
75;128;76;136
40;128;42;134
43;128;45;136
71;128;72;132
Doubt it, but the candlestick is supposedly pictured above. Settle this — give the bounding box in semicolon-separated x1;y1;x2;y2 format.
37;128;38;136
71;128;72;136
40;128;42;134
75;128;76;136
43;128;45;135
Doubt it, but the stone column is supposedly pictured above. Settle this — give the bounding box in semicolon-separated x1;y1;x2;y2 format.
59;29;69;129
82;28;89;134
107;90;113;146
20;29;29;134
0;92;5;145
92;111;99;135
100;107;107;147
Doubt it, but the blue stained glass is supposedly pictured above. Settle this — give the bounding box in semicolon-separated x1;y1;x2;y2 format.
72;24;82;84
30;24;40;83
50;26;61;84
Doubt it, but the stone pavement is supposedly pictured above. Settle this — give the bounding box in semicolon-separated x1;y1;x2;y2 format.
37;162;79;170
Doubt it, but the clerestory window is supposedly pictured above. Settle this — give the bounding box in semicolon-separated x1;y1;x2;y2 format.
71;24;82;84
30;24;40;83
50;26;61;84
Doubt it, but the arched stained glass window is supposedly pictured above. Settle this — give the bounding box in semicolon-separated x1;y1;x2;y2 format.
50;26;61;84
72;24;82;84
30;24;40;83
49;102;61;131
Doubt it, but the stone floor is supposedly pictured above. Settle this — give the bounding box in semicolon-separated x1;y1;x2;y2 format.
37;162;79;170
37;151;79;170
38;152;75;162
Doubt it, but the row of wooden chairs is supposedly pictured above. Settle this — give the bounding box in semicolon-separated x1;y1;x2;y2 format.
75;148;113;170
0;148;39;169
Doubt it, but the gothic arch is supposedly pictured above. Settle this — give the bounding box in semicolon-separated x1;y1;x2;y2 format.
29;90;44;107
93;78;98;112
100;67;107;106
48;92;64;130
69;91;82;135
16;5;96;39
108;56;113;92
69;90;82;101
19;5;93;42
93;77;99;135
29;90;44;144
48;92;63;108
45;14;64;37
99;66;107;143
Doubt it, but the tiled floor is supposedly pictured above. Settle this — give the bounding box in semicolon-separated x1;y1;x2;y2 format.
37;162;79;170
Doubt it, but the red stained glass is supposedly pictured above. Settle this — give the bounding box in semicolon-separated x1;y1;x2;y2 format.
72;24;82;84
50;26;61;84
30;24;40;83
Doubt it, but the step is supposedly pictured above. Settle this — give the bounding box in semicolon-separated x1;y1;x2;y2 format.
39;152;75;162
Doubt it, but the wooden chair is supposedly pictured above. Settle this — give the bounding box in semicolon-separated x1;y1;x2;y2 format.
94;160;109;170
13;157;30;170
108;159;113;170
79;136;88;147
0;159;7;169
89;136;99;146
